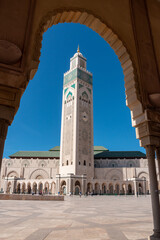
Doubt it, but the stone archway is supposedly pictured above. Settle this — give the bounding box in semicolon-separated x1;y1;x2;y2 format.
87;182;92;194
27;182;31;194
102;183;107;194
75;180;81;195
128;184;133;195
7;171;19;178
22;182;26;194
60;180;66;195
95;183;100;195
115;184;120;195
44;182;49;194
30;169;49;179
38;182;43;194
109;183;113;195
30;10;143;138
16;183;21;194
33;182;37;194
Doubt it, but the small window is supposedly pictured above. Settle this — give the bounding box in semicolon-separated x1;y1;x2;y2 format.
42;164;44;167
71;162;73;165
66;160;69;166
84;160;86;166
112;164;115;168
130;163;132;167
79;162;81;165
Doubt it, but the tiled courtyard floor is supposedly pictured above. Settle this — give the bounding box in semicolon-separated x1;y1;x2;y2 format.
0;195;153;240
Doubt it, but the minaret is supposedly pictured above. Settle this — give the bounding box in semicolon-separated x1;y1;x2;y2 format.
59;47;94;180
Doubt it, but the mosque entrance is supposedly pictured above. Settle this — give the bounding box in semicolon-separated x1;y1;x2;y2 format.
75;187;79;195
75;181;81;195
61;181;66;195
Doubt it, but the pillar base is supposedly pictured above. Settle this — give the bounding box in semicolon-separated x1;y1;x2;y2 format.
149;232;160;240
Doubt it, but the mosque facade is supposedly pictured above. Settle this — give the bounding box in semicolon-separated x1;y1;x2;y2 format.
0;49;150;196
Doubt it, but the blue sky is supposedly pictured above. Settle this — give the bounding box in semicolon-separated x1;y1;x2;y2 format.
3;23;145;158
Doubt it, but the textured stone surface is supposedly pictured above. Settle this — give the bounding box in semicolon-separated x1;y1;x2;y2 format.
0;195;153;240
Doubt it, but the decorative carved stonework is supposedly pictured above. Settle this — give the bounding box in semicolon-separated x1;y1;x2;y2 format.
146;109;160;124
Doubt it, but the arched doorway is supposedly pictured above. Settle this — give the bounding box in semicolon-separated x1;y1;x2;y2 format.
95;183;100;195
139;183;143;195
16;183;21;194
128;184;132;195
61;181;66;195
87;183;92;194
102;183;107;194
33;182;37;194
38;183;43;194
22;183;26;194
27;183;31;194
115;184;120;195
109;183;113;195
75;181;81;195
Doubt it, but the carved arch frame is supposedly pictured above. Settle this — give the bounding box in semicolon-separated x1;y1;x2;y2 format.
29;9;144;143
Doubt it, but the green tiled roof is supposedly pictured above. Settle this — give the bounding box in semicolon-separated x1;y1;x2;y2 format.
94;151;146;159
94;146;108;151
10;151;60;158
94;146;108;154
49;146;60;151
9;147;146;159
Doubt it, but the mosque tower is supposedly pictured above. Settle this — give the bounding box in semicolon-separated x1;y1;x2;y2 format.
58;47;94;194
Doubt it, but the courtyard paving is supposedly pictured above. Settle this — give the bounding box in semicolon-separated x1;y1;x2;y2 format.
0;195;153;240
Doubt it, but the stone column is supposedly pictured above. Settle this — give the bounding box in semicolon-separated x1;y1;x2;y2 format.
145;145;160;240
56;174;61;195
156;148;160;184
0;119;9;169
133;179;137;196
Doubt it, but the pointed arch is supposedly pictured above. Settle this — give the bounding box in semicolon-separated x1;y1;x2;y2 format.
30;10;143;137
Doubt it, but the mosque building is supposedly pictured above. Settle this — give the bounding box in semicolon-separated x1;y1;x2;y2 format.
0;48;150;196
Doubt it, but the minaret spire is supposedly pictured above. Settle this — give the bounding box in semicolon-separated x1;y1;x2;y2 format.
77;44;80;53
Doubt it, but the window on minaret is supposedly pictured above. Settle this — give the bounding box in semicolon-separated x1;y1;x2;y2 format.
84;160;86;166
72;59;76;69
80;59;85;68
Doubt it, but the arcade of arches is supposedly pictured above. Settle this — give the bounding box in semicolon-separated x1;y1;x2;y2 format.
0;1;160;240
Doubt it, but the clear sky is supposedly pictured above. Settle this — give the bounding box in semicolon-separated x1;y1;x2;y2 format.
3;23;145;158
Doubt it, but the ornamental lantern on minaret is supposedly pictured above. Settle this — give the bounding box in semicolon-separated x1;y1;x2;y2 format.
59;47;94;180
